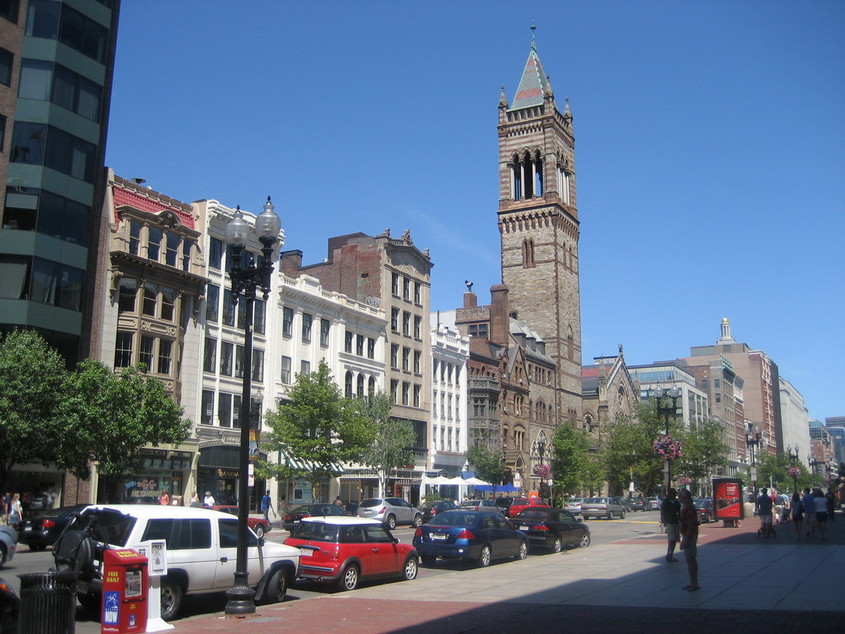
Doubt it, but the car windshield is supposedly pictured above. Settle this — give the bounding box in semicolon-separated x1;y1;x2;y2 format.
586;498;608;503
358;499;382;508
460;500;483;506
291;522;340;542
428;511;479;527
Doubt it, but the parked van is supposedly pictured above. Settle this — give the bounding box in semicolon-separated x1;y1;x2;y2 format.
52;505;300;620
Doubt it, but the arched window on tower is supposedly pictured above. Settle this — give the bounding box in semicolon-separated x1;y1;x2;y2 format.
522;151;534;199
511;155;523;201
559;166;571;204
522;238;535;268
533;151;543;197
567;327;574;361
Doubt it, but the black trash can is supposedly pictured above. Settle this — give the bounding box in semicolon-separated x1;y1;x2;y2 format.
17;571;78;634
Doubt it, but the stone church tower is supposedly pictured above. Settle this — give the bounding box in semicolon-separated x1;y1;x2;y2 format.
497;35;583;428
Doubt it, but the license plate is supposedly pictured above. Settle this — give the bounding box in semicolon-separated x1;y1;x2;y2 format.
24;527;32;532
299;548;312;557
520;525;529;531
432;533;448;541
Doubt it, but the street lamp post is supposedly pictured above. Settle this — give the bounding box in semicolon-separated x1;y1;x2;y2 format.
224;197;281;617
746;425;761;492
653;388;682;495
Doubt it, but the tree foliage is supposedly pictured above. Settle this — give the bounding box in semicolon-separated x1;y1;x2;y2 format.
467;443;507;487
549;423;591;500
260;360;374;494
676;419;730;495
0;330;68;493
61;359;191;500
604;402;678;496
360;391;417;497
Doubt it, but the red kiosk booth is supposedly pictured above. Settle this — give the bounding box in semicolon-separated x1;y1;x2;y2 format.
101;549;148;633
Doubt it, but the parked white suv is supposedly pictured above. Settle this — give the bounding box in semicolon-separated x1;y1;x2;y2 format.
52;505;300;620
356;498;422;529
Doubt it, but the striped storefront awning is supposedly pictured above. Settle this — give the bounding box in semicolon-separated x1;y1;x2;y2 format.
277;449;344;475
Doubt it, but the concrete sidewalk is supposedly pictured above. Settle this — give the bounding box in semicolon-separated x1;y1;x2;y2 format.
122;514;845;632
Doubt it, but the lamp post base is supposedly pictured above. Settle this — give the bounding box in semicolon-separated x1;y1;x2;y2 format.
224;572;256;616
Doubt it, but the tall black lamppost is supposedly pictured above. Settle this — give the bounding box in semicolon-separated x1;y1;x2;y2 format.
746;425;761;491
653;388;682;495
224;197;281;616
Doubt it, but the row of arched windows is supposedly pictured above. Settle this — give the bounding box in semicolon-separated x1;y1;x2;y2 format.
344;371;376;398
509;150;573;204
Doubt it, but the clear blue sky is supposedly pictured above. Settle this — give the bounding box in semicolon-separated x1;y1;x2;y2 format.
105;1;844;423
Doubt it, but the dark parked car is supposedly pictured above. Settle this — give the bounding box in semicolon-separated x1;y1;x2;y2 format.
283;503;345;531
629;497;646;512
16;504;88;551
413;510;527;567
694;498;715;523
419;500;459;522
509;508;591;552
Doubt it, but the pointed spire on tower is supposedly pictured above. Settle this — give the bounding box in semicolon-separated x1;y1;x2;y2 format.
511;25;549;110
717;317;736;345
499;85;509;109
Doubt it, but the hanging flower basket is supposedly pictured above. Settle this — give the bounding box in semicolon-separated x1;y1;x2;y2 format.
788;467;801;478
653;434;682;460
535;464;552;480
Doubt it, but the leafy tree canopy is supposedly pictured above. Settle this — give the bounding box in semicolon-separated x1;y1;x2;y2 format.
0;329;68;492
549;422;591;499
61;360;190;499
467;443;507;487
360;391;416;498
676;419;730;494
260;360;374;491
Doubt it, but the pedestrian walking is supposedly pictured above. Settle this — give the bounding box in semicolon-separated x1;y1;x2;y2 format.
789;492;803;538
678;489;700;591
159;490;170;506
660;488;680;562
756;487;774;537
261;490;275;522
813;488;828;540
7;493;22;528
203;490;216;507
802;488;816;537
825;487;836;523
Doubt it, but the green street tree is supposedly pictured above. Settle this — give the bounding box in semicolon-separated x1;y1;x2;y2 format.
676;419;729;496
605;403;676;496
61;359;191;501
0;330;68;493
549;422;591;501
261;360;374;497
466;442;507;489
360;391;417;498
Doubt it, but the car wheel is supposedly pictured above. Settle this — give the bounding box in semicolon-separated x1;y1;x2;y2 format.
620;512;626;519
420;555;437;566
552;536;563;553
517;540;528;560
402;556;418;581
478;544;492;567
606;511;612;520
254;524;265;539
265;569;287;603
579;533;591;548
337;564;360;592
412;514;422;528
386;515;396;530
160;580;183;621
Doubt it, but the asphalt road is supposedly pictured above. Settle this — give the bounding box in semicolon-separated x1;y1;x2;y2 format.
1;509;664;631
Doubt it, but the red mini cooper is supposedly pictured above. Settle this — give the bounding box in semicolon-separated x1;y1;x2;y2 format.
284;516;419;591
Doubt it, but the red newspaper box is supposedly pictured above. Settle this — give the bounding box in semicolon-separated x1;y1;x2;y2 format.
101;549;148;633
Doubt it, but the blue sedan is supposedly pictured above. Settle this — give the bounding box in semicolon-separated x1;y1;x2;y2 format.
412;510;528;567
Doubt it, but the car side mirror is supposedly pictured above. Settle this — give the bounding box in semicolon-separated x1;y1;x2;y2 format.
393;537;400;544
257;536;265;547
576;518;582;523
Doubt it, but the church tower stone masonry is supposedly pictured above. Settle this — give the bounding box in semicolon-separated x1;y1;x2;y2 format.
497;38;583;428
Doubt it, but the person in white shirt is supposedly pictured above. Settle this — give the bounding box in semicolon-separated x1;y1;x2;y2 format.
203;491;216;507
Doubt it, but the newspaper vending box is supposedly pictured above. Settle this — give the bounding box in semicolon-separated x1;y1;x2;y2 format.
101;548;148;633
